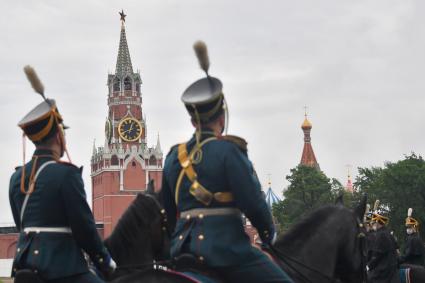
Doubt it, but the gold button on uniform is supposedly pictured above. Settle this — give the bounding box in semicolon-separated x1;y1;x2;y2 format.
199;256;204;261
34;250;39;255
186;214;191;220
17;248;20;252
198;214;204;219
99;258;104;263
198;234;204;240
179;235;183;240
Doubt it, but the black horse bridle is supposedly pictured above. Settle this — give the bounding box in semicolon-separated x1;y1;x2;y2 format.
270;216;368;283
114;194;171;273
270;246;336;283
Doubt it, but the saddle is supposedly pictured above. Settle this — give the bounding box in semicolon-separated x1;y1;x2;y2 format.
14;269;45;283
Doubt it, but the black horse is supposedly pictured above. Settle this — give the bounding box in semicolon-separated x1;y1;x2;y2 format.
104;192;369;283
103;193;175;282
272;202;367;283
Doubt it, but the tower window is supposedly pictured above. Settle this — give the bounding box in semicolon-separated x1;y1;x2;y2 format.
149;156;156;165
124;77;132;91
113;79;120;91
111;155;119;165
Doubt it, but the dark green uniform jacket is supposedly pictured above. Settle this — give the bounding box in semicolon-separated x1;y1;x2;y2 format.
162;132;275;267
9;149;110;280
400;233;425;266
366;231;377;263
367;227;400;283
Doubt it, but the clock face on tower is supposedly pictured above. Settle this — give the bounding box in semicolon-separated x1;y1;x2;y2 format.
118;117;143;142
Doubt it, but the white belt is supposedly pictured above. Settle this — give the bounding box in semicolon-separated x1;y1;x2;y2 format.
23;227;72;234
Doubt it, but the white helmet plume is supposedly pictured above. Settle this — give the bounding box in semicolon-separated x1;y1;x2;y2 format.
373;200;380;213
408;208;413;217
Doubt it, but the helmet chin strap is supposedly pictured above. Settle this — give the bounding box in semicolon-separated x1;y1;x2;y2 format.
193;106;202;150
57;124;72;163
223;98;229;135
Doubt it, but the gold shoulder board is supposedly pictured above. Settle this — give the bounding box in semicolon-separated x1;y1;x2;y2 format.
220;135;248;152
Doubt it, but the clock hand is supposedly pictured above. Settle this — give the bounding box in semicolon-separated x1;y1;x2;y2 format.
122;123;135;135
122;128;132;134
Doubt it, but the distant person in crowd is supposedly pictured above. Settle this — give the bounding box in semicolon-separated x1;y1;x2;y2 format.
367;200;400;283
399;208;425;266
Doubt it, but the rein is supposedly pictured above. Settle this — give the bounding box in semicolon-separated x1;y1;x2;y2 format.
270;246;335;283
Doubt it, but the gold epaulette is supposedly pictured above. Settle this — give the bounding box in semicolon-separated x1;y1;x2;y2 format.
220;135;248;152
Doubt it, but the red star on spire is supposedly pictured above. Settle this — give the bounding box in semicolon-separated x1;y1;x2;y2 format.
119;9;126;23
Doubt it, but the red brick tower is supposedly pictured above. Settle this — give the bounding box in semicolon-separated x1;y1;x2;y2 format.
300;112;320;169
91;11;163;238
345;166;354;193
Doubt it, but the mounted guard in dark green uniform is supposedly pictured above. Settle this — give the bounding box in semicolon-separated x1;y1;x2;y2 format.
399;208;425;266
161;41;292;282
367;200;400;283
9;66;116;283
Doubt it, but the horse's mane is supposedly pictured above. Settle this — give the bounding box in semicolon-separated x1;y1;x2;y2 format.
276;205;350;247
104;193;162;262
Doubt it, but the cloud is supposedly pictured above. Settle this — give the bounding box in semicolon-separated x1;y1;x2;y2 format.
1;0;424;223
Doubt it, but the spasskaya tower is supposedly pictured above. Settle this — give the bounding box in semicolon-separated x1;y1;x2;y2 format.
91;11;163;237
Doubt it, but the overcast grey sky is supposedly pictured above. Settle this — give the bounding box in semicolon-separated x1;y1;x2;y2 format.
1;0;424;224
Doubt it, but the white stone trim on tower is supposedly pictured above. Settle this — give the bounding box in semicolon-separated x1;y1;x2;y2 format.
123;148;145;169
119;169;124;191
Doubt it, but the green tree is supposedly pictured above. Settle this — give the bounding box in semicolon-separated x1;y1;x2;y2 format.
273;165;337;230
355;153;425;246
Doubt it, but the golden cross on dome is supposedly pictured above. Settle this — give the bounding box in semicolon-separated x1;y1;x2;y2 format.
119;9;126;23
346;164;352;177
267;173;272;186
303;105;308;118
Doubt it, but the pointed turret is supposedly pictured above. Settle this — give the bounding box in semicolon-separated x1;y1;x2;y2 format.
345;166;354;193
115;10;133;77
92;139;97;156
300;110;320;170
107;10;141;98
155;133;162;153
